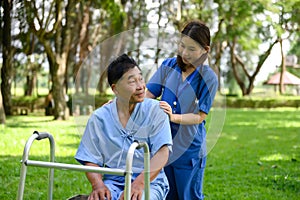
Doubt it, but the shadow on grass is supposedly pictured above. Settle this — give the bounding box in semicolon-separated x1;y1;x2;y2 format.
6;115;54;121
5;115;58;129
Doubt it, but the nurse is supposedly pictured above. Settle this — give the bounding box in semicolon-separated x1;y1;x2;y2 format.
146;20;218;200
75;54;172;200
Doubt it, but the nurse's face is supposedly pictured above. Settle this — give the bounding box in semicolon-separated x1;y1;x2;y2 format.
112;66;145;104
178;36;206;66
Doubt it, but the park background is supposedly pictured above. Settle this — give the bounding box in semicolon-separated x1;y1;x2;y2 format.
0;0;299;199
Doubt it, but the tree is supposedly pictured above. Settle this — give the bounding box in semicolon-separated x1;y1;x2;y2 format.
23;0;79;119
0;0;5;123
74;1;126;95
175;0;299;95
216;0;281;95
1;0;13;116
274;0;300;94
7;0;300;104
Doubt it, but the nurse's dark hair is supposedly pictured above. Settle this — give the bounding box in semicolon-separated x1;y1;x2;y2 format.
107;53;140;86
177;20;211;71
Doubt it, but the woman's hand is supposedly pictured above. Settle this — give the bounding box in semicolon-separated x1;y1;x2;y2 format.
159;101;181;123
159;101;180;123
159;101;172;117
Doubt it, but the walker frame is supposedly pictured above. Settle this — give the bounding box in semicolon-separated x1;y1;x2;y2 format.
17;131;150;200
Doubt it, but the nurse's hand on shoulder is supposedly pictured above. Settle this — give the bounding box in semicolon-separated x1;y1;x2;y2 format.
159;101;182;124
159;101;173;118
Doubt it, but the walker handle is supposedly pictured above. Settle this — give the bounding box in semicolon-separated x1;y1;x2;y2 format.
34;131;51;140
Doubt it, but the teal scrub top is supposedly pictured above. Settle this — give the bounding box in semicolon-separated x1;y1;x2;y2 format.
146;57;218;167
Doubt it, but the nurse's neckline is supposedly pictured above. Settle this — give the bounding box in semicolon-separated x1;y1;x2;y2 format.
182;67;196;81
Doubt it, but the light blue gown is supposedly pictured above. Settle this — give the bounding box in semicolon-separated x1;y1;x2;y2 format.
75;98;172;200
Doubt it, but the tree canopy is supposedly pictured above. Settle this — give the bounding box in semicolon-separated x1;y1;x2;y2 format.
1;0;299;120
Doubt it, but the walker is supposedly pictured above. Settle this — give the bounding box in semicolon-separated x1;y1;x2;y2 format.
17;131;150;200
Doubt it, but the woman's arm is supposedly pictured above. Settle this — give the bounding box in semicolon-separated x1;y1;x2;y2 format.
146;91;206;125
170;112;207;125
159;101;207;125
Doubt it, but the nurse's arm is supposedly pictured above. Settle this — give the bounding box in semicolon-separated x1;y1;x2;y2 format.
171;112;207;125
159;101;207;125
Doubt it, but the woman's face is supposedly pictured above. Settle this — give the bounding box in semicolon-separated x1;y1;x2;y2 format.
178;36;207;66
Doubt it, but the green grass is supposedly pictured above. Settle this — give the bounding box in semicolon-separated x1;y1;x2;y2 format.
204;108;300;199
0;108;299;199
0;113;90;199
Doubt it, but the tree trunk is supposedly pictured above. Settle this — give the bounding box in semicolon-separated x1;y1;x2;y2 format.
1;0;13;116
230;38;247;95
0;89;6;124
24;69;37;96
52;71;68;120
48;54;68;120
0;0;6;122
211;41;223;92
75;3;91;94
279;38;285;94
210;19;225;92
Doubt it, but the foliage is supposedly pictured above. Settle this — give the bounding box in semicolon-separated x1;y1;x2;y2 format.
12;96;39;106
2;0;300;121
0;108;299;199
288;67;300;79
12;92;300;111
70;93;114;110
222;96;300;108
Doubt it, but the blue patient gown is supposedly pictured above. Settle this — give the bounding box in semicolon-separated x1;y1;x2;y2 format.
75;98;172;200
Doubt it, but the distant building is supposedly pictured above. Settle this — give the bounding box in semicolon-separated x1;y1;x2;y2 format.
264;71;300;95
265;71;300;85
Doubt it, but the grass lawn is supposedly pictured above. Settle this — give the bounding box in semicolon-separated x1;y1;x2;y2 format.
204;108;300;199
0;108;299;199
